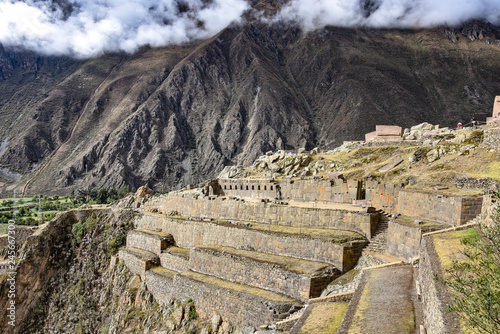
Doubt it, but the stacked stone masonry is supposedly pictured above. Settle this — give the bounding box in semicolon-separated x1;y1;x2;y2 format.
366;181;483;225
418;236;461;334
145;269;302;328
483;128;500;151
160;247;190;272
134;214;366;272
219;178;361;203
126;229;174;254
118;247;158;277
145;194;377;238
386;219;443;259
189;246;339;301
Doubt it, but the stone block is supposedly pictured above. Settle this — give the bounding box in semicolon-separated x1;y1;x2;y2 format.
493;95;500;118
365;131;377;142
375;125;403;137
126;229;174;255
119;247;159;277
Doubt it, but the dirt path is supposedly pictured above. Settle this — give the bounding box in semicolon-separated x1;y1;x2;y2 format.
339;265;420;334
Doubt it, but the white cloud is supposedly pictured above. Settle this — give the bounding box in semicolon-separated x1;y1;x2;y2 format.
1;0;499;58
276;0;500;30
0;0;249;58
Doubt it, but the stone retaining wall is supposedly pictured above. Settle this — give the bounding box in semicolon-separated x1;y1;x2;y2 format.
483;128;500;151
145;269;302;328
366;181;402;214
189;247;336;301
135;214;367;272
119;248;158;277
366;182;483;225
144;268;176;304
418;236;461;334
126;230;173;255
145;194;376;238
386;219;442;260
219;178;361;203
397;190;482;225
159;250;190;272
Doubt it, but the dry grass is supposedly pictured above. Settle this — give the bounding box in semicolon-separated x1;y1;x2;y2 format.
432;228;479;271
150;266;177;279
247;137;499;195
298;302;349;334
397;216;444;228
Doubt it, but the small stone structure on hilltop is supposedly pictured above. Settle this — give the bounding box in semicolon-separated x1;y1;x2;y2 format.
487;95;500;124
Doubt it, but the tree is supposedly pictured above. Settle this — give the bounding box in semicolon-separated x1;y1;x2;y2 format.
442;192;500;334
96;188;108;204
117;185;132;199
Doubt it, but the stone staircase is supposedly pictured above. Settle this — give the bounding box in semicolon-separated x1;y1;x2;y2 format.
117;213;369;329
364;211;391;253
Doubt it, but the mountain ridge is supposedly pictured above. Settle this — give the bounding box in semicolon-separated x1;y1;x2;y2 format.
1;20;500;195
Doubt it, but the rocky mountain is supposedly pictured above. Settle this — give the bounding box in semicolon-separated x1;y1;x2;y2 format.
1;13;500;195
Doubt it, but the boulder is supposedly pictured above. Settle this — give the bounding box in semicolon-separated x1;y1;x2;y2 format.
135;186;154;197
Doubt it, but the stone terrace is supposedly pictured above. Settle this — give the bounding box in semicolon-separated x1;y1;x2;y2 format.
117;186;373;329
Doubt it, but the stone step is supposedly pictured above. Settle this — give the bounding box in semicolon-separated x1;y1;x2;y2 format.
144;267;304;328
189;246;340;301
126;228;174;255
119;247;159;277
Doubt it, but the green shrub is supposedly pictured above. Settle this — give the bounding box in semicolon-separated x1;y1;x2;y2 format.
108;231;127;255
84;215;97;231
72;222;85;243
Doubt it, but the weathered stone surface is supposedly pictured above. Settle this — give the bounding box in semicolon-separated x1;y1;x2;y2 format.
454;176;499;190
378;156;403;173
190;246;339;301
136;186;154;197
419;236;462;334
211;314;222;333
145;269;303;329
483;128;500;151
135;213;366;272
119;247;159;277
126;229;174;255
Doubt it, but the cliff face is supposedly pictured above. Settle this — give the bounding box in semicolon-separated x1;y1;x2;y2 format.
0;209;203;334
1;21;500;195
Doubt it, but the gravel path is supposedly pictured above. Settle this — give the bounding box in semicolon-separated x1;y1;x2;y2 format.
339;265;418;334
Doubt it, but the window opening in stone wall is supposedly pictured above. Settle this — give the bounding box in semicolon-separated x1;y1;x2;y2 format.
264;186;267;190
224;185;227;190
258;186;261;190
229;185;232;190
246;185;249;190
252;186;255;190
271;186;273;190
241;185;243;190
